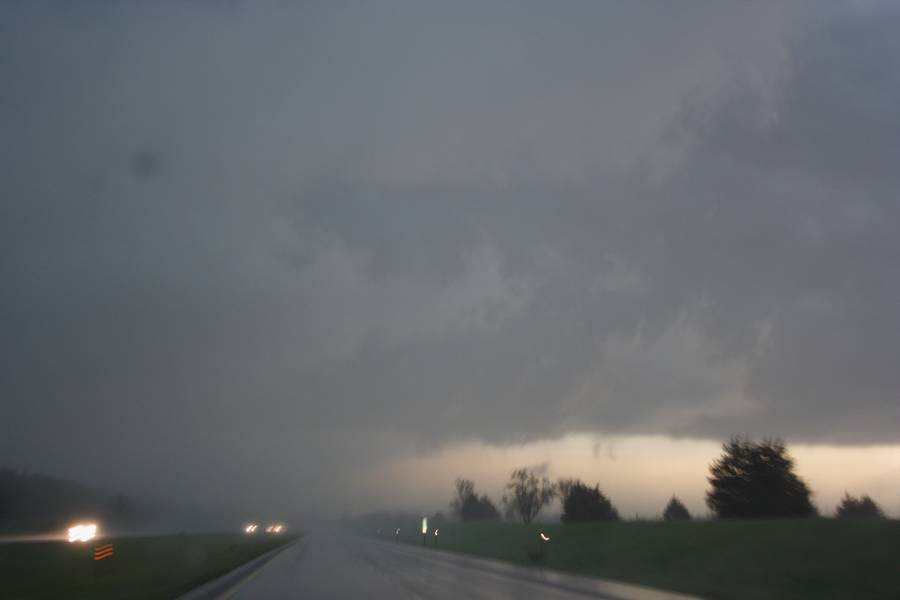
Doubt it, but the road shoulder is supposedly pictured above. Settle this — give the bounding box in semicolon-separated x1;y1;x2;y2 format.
176;537;299;600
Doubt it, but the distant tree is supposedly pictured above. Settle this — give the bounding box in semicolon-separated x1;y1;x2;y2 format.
662;496;692;521
450;478;500;521
836;493;885;519
502;468;556;523
556;478;578;499
463;494;501;521
706;437;816;518
560;480;619;523
451;479;475;517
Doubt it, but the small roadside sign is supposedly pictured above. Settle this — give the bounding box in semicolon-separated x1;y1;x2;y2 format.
93;543;114;561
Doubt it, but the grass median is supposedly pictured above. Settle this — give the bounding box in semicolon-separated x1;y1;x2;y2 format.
1;532;296;600
362;518;899;599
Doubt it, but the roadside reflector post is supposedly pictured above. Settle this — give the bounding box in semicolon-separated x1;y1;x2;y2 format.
421;517;428;545
538;532;550;561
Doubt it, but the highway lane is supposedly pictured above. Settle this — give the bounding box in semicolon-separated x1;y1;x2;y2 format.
214;529;701;600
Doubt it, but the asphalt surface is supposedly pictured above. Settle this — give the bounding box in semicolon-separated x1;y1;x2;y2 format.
190;529;701;600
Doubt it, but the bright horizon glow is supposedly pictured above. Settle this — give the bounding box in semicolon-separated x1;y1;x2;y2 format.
356;434;900;518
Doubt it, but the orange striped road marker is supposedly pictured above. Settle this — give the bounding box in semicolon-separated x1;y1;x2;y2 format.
93;543;114;561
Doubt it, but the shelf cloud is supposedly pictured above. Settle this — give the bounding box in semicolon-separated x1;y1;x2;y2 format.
2;1;898;514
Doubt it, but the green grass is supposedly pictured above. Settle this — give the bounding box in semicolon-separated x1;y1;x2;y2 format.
0;532;296;600
361;518;900;600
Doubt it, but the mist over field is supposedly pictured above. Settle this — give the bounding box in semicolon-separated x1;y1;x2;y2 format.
2;0;899;520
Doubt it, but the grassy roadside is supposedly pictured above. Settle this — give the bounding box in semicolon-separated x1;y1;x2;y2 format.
0;532;297;600
358;518;899;599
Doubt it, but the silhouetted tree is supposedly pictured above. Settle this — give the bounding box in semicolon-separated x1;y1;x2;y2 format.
662;496;692;521
556;478;577;499
451;478;475;516
836;493;885;519
706;437;816;518
560;480;619;523
463;494;501;520
450;478;500;521
502;468;556;523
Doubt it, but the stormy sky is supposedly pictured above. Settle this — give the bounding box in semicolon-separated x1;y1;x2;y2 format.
2;1;899;517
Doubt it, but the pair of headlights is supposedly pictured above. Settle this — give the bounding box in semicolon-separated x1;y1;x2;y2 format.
244;523;283;534
67;522;98;543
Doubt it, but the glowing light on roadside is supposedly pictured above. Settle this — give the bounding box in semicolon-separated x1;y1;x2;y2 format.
265;524;284;534
67;523;98;543
421;517;428;535
274;525;283;533
395;528;400;536
539;532;550;542
245;524;258;534
434;529;439;536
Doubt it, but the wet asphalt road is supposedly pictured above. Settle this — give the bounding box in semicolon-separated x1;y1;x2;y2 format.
202;529;700;600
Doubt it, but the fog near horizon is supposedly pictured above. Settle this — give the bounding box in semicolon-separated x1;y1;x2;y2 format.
2;1;899;520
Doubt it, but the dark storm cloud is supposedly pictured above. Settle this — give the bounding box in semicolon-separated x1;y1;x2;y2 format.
1;1;898;513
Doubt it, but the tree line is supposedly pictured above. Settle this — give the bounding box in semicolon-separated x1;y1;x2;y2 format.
0;468;239;534
449;437;888;523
